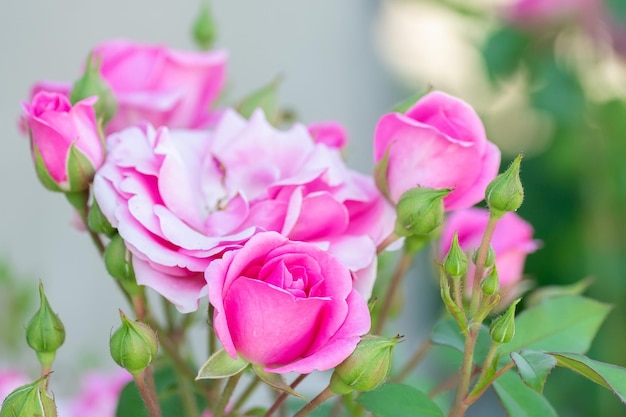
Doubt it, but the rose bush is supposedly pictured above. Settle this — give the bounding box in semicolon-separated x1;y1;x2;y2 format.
440;207;539;289
94;109;394;312
21;91;103;192
29;39;227;134
373;91;501;210
206;232;371;374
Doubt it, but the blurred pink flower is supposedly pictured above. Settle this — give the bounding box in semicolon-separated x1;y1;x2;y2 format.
505;0;601;26
0;369;30;406
374;91;501;211
207;232;370;374
308;121;348;149
66;370;131;417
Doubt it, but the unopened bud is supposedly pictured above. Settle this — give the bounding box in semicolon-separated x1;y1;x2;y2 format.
489;298;520;344
192;1;217;50
481;266;500;296
473;245;496;269
444;232;468;279
104;234;135;282
110;310;158;376
26;283;65;369
394;187;451;238
329;335;399;394
70;54;117;124
0;375;57;417
485;154;524;218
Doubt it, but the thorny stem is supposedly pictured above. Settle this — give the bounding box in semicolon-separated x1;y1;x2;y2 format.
264;374;308;417
469;215;499;317
134;373;162;417
293;387;335;417
374;252;413;334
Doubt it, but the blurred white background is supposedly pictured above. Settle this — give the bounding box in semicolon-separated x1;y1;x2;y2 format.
0;0;410;392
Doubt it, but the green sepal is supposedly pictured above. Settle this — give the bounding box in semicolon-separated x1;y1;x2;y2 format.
88;198;116;236
236;76;282;124
66;142;96;191
0;374;57;417
253;365;305;398
33;146;63;192
373;148;391;202
196;348;249;380
439;266;468;333
390;87;432;113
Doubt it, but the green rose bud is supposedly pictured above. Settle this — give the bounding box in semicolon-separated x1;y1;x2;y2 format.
87;199;116;236
473;245;496;269
444;232;468;279
489;298;520;344
329;335;399;395
481;265;500;296
26;283;65;369
192;1;217;50
394;187;451;238
110;310;158;376
70;54;117;125
0;375;57;417
104;234;134;282
485;154;524;219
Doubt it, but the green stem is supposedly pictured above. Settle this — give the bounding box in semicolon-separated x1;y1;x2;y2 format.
469;215;499;318
232;377;261;412
468;342;500;398
214;372;242;417
208;304;217;356
448;327;479;417
376;231;400;254
134;373;162;417
465;362;514;407
394;340;432;382
374;252;413;334
263;374;308;417
294;387;335;417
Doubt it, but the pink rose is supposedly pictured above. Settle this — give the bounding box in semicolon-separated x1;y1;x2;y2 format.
94;109;394;312
29;39;226;134
207;232;371;374
373;91;501;211
308;121;348;149
0;369;30;406
66;370;131;417
440;208;539;289
21;91;103;192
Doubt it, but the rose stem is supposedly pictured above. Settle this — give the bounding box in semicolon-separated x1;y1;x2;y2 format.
213;372;242;417
133;373;162;417
376;231;399;254
263;374;307;417
373;252;413;334
293;387;335;417
448;214;499;417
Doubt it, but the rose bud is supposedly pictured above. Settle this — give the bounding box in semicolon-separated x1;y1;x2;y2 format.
490;299;520;344
0;374;57;417
394;187;451;238
485;154;524;218
472;245;496;269
192;1;217;50
329;335;399;394
444;232;468;280
70;54;117;125
21;92;103;193
26;283;65;370
374;91;501;210
481;265;500;296
87;199;116;237
109;310;158;376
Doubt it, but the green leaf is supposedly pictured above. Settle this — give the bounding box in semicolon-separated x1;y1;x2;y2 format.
482;26;529;82
356;383;443;417
525;277;593;307
510;350;556;393
430;317;491;364
499;295;611;356
493;371;558;417
549;353;626;404
252;365;305;398
196;348;249;379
